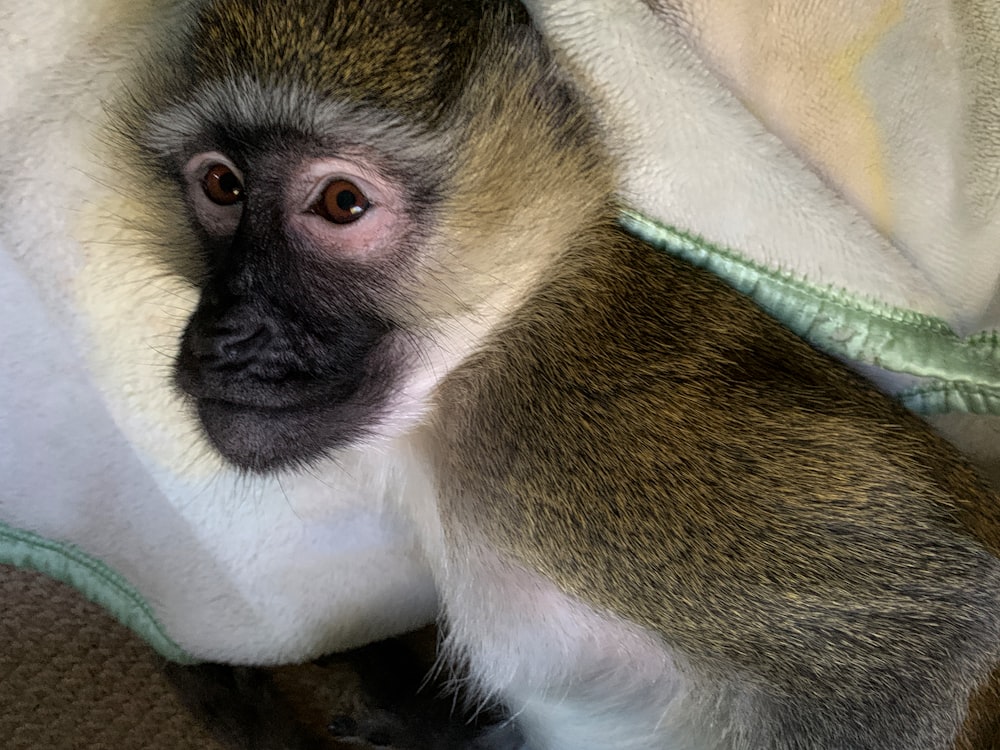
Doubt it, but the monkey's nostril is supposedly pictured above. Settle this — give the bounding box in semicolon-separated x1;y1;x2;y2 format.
215;324;272;359
187;319;275;368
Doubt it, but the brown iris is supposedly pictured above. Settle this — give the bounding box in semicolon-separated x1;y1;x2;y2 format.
311;179;370;224
201;163;244;205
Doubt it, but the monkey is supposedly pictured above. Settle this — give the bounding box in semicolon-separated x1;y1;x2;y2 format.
118;0;1000;747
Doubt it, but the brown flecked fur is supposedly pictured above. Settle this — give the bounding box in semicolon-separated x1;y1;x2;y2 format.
431;215;1000;747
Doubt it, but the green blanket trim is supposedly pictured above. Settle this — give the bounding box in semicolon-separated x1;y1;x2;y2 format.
0;521;195;663
622;210;1000;416
898;381;1000;415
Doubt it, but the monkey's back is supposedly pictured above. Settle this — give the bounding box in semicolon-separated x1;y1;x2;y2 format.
431;222;1000;749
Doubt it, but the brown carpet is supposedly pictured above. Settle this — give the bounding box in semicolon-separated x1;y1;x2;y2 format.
10;560;999;748
1;564;221;748
0;564;365;750
0;564;490;750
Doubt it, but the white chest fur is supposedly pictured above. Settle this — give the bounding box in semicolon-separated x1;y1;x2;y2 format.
433;537;726;750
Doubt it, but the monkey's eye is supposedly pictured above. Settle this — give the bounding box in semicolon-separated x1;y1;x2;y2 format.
202;163;245;206
311;179;370;224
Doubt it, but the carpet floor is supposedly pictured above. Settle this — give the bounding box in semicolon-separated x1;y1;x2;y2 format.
0;564;389;749
0;563;495;750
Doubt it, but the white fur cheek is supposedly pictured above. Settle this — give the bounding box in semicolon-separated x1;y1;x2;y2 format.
364;311;500;446
371;363;443;443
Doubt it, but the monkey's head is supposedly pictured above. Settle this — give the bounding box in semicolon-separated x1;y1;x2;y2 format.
135;0;611;472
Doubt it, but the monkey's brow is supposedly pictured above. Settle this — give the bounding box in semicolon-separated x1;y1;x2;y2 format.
145;76;453;163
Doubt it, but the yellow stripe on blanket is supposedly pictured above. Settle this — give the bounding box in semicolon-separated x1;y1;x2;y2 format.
679;0;901;234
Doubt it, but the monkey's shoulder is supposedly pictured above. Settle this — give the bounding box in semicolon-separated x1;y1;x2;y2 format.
438;224;986;515
431;224;1000;665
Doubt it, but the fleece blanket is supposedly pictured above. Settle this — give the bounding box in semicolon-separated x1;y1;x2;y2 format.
1;0;998;664
525;0;1000;481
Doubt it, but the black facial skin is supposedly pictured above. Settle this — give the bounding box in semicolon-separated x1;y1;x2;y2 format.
172;144;407;473
175;280;395;473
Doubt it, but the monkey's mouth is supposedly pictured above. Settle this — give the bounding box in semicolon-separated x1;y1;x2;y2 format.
175;346;376;473
173;312;397;473
196;392;325;414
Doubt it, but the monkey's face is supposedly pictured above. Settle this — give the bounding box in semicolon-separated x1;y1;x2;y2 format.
128;0;493;473
136;0;607;472
168;133;430;472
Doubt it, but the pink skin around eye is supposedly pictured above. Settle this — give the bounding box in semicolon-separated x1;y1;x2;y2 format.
183;152;245;237
289;157;407;260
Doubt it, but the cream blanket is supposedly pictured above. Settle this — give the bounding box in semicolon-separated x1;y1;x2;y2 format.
1;0;998;663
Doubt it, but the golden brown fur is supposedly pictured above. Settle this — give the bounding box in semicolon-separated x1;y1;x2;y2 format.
431;215;1000;747
192;0;511;122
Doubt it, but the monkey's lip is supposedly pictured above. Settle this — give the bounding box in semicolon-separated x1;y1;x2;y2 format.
191;393;370;473
196;396;313;415
184;367;354;410
193;397;326;472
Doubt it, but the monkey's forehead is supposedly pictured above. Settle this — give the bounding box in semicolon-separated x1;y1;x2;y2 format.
144;76;454;168
190;0;495;118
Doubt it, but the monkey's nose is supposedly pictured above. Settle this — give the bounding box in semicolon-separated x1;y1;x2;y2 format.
188;318;275;369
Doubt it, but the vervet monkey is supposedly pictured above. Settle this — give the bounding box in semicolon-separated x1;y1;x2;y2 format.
123;0;1000;747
